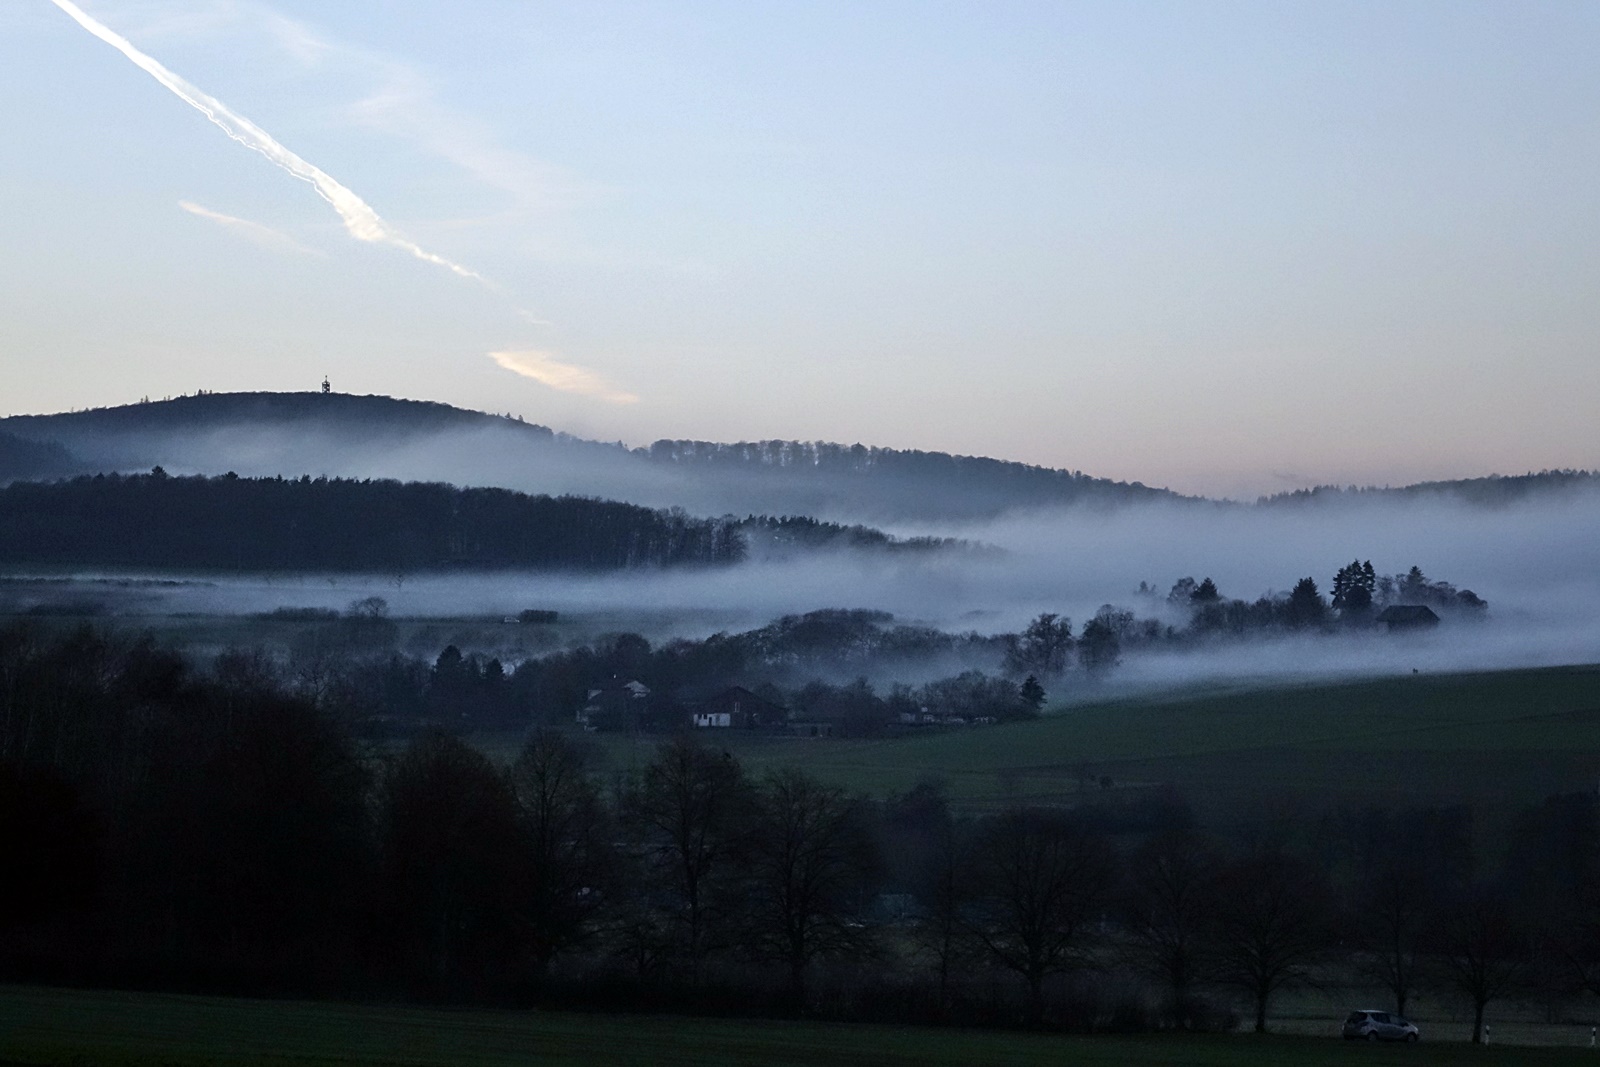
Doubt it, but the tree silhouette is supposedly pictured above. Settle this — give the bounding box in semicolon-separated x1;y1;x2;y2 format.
1004;614;1074;679
1285;577;1327;628
743;768;877;1009
377;733;525;991
508;730;613;974
623;737;752;983
1122;825;1217;1027
1210;850;1332;1033
1436;886;1527;1043
967;807;1113;1025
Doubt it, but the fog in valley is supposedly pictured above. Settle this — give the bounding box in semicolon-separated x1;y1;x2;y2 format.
11;478;1597;701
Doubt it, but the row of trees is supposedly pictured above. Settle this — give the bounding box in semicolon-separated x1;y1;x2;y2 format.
1257;470;1600;508
0;474;955;577
256;563;1489;739
0;430;77;484
0;472;745;572
280;605;1034;736
1327;561;1489;617
4;623;1599;1037
992;562;1489;686
641;439;1176;520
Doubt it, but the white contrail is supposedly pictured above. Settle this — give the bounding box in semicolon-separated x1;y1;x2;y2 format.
49;0;483;282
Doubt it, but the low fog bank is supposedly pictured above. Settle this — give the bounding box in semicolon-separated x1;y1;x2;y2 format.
12;400;1596;529
9;487;1598;697
50;423;898;522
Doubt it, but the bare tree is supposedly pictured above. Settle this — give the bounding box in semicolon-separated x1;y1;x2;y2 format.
1342;806;1470;1018
744;768;878;1008
967;807;1113;1025
378;732;525;989
622;736;751;983
1122;825;1217;1027
1210;850;1332;1033
1436;886;1527;1044
509;729;613;974
1355;861;1432;1017
916;810;977;1014
1547;882;1600;1002
882;778;975;1016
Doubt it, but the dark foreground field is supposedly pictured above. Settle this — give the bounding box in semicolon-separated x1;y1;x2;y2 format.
0;986;1593;1067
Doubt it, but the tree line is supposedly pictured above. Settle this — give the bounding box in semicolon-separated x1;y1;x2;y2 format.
0;473;955;574
3;623;1597;1039
0;431;78;485
233;562;1489;741
274;605;1033;738
1061;562;1489;675
641;438;1181;518
1257;469;1600;508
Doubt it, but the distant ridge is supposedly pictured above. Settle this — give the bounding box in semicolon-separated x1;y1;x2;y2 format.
1257;470;1600;508
0;391;1185;521
637;437;1180;516
1;391;556;442
2;391;1594;520
0;430;80;484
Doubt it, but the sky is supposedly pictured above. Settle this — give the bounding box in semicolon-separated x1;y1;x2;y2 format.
4;0;1599;499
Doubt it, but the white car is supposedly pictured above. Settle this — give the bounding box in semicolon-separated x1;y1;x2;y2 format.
1342;1009;1420;1042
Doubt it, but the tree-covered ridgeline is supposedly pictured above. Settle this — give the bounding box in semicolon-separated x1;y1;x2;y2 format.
1256;469;1600;507
642;437;1180;515
0;431;80;485
0;472;956;573
6;393;1599;519
0;471;738;571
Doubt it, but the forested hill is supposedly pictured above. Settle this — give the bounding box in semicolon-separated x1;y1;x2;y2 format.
1;390;556;442
4;392;1594;520
0;431;80;484
638;439;1176;514
0;391;1187;520
0;472;738;572
0;472;959;572
1257;469;1600;507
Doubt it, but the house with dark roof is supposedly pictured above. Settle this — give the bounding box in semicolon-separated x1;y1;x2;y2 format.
577;679;650;731
686;685;786;730
1375;604;1441;631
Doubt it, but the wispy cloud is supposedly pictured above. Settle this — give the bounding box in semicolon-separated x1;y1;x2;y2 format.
48;0;485;283
350;74;581;212
172;2;585;218
490;350;639;404
178;199;324;256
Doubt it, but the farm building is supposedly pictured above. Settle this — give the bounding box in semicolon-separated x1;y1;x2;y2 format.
687;685;786;729
1375;604;1441;631
577;679;650;731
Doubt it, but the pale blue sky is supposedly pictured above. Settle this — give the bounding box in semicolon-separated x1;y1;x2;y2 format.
4;1;1598;496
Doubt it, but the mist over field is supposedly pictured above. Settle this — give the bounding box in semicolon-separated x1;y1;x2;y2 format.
12;480;1596;699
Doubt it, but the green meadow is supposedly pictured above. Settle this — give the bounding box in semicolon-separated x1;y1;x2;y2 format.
2;985;1595;1067
566;664;1600;833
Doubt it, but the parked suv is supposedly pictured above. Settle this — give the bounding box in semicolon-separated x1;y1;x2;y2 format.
1342;1009;1419;1042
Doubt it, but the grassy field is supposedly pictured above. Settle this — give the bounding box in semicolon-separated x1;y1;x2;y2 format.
2;985;1596;1067
13;600;1599;818
569;665;1600;817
